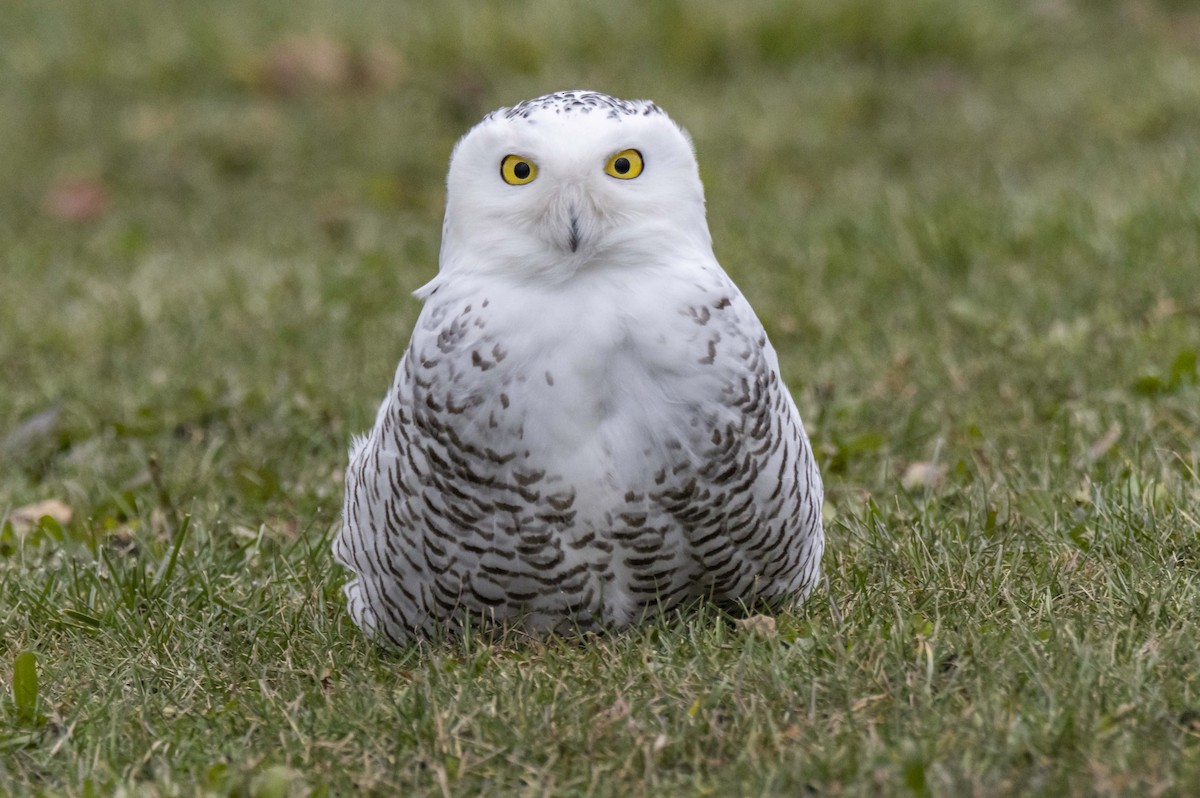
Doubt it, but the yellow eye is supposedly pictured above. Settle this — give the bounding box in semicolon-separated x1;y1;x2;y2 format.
604;149;644;179
500;154;537;185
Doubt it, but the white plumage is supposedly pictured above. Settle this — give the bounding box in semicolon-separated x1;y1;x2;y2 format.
334;91;823;645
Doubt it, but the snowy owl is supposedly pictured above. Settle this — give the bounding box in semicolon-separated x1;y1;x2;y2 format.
334;90;823;646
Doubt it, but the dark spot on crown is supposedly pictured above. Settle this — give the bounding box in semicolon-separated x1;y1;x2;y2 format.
486;91;667;124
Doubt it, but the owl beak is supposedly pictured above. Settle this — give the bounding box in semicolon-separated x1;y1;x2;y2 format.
567;211;581;253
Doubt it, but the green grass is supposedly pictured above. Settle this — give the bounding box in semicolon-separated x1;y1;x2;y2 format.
3;0;1200;794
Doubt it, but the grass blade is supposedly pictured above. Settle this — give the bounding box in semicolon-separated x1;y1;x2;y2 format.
12;651;39;726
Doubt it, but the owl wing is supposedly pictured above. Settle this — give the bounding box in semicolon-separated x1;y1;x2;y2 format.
634;272;825;609
335;289;614;644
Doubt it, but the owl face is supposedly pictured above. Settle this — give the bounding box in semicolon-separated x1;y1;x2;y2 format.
439;91;711;281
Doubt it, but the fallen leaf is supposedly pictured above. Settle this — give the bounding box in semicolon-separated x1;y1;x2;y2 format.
231;524;259;541
924;67;966;97
249;36;405;96
256;35;351;95
43;179;109;222
878;350;915;398
592;695;637;733
316;194;354;241
1148;297;1179;322
597;696;630;723
735;614;778;639
901;462;945;491
10;500;72;533
265;518;300;539
354;45;406;90
850;693;890;713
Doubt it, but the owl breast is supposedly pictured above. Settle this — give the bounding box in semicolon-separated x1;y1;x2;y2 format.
334;262;824;646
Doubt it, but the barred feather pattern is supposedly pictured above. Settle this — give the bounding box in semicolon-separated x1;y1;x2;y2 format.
334;264;824;647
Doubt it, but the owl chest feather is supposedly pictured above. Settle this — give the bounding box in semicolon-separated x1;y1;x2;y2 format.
419;269;719;469
338;263;822;642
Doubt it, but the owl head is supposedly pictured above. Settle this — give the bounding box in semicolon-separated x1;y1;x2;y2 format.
436;91;711;284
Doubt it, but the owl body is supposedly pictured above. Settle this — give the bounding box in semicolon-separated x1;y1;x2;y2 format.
335;92;823;645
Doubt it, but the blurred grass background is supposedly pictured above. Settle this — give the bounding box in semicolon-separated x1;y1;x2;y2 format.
2;1;1200;795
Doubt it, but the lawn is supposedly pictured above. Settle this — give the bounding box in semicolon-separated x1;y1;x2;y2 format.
3;0;1200;794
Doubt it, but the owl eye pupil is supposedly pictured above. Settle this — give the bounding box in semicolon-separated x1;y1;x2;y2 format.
513;161;531;180
613;157;631;175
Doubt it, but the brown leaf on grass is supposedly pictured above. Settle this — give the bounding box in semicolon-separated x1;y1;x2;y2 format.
231;524;260;541
43;179;109;222
316;193;354;241
734;614;778;639
253;35;405;95
266;518;300;539
923;67;966;97
850;693;890;713
876;350;916;399
780;723;805;742
1148;297;1180;321
901;461;945;491
258;35;349;94
355;45;406;90
592;695;637;733
10;500;72;533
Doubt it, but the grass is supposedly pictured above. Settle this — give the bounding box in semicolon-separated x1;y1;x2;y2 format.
2;0;1200;794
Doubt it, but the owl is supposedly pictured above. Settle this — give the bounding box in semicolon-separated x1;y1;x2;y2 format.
334;91;823;646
